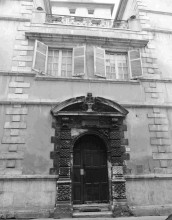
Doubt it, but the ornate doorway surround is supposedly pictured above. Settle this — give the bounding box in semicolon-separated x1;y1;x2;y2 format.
50;93;129;218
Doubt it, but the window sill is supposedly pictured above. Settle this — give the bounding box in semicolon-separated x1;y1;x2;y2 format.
35;75;140;84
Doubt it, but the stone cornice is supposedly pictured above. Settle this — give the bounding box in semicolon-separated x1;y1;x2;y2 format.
140;9;172;17
25;24;148;48
0;100;172;109
143;27;172;34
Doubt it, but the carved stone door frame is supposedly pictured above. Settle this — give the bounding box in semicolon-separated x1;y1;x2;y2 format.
50;94;130;218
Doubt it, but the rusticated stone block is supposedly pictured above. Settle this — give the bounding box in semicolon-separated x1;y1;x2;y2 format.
122;153;130;160
51;136;60;144
15;88;23;94
49;168;58;175
9;82;30;88
4;122;27;129
57;183;71;201
59;167;70;177
2;136;25;144
6;160;16;168
149;125;168;132
160;160;168;168
150;138;170;146
121;139;129;145
12;115;21;122
8;144;18;152
6;108;28;115
112;182;126;199
50;151;59;159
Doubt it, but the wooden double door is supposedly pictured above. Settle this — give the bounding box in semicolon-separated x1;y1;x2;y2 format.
73;135;109;204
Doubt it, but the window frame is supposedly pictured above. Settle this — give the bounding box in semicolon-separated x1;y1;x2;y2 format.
47;48;73;78
105;51;129;80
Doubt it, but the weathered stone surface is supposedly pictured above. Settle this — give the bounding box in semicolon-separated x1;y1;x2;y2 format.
12;115;21;122
149;125;168;132
150;138;171;146
2;136;25;144
6;160;16;168
8;94;29;99
8;144;18;152
153;153;172;160
9;82;30;88
147;113;166;118
4;122;26;129
6;108;28;115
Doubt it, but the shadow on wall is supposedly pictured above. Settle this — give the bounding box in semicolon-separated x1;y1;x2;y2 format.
22;152;51;174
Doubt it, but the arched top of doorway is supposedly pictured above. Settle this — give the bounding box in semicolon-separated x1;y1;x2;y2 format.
51;93;128;117
72;131;109;152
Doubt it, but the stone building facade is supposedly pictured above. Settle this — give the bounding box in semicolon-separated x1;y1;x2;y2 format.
0;0;172;218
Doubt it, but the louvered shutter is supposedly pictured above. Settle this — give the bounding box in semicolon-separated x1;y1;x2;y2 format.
32;40;48;74
94;47;106;77
128;49;142;78
72;46;85;76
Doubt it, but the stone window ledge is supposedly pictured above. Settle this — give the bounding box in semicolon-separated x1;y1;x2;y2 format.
35;75;140;84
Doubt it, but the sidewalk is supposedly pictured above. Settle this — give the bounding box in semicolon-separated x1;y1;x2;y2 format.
32;217;167;220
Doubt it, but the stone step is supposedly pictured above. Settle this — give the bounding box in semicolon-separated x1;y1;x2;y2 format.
72;211;112;218
73;203;110;212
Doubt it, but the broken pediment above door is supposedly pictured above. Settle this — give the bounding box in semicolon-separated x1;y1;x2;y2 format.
51;93;128;117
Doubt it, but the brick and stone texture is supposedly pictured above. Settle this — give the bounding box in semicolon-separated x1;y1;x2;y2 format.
148;107;172;174
1;74;30;174
12;1;33;73
1;104;28;174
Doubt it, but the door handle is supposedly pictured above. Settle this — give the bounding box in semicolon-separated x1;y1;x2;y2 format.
80;169;84;176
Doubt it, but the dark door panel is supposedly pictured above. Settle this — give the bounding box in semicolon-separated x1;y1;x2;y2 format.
73;135;109;204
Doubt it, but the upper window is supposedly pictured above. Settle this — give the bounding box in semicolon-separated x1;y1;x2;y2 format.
33;40;85;77
47;49;72;77
33;40;142;80
105;52;129;80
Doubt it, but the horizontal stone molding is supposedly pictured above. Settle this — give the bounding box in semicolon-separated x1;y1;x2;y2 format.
0;16;30;22
0;100;172;109
125;174;172;180
153;153;172;160
9;82;30;88
0;175;58;180
140;8;172;16
4;122;27;129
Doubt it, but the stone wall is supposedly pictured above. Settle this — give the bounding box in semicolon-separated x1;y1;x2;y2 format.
0;176;57;219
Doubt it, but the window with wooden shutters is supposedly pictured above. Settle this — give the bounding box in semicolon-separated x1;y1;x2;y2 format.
73;46;85;76
128;49;142;78
94;47;106;78
33;40;48;74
